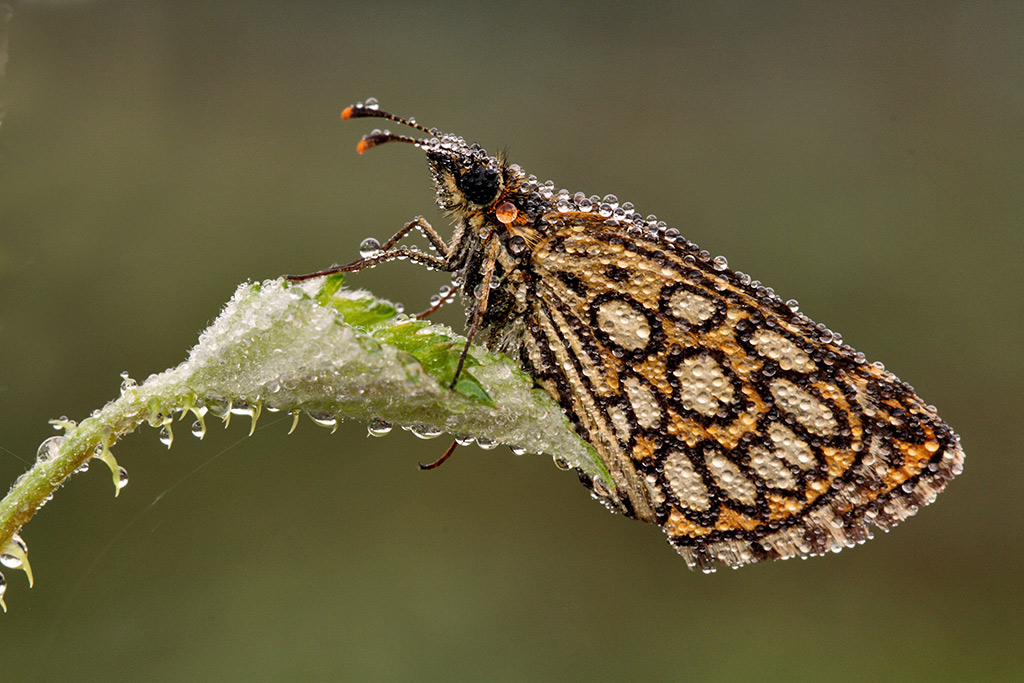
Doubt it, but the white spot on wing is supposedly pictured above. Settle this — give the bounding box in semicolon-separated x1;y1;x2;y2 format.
749;445;798;489
770;379;837;437
607;404;633;444
673;353;734;416
749;329;816;373
623;376;662;429
768;423;816;470
705;447;757;505
595;299;650;351
665;450;710;511
668;288;718;326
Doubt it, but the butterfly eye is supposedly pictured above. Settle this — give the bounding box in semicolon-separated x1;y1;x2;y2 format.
456;164;501;205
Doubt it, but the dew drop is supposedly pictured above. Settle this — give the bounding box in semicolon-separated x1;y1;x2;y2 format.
116;466;129;491
364;96;379;110
593;478;613;497
495;201;518;224
510;445;527;456
367;418;393;437
359;237;382;258
35;435;65;463
407;423;443;440
11;535;26;554
230;403;254;417
308;411;338;429
191;419;207;439
119;372;137;395
476;437;498;450
206;400;231;422
158;425;172;448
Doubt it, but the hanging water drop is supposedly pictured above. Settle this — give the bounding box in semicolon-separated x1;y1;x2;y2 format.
367;418;393;437
408;423;443;440
308;411;338;430
206;400;231;422
230;403;254;417
476;437;498;450
158;425;173;448
116;466;129;491
0;551;21;570
191;419;206;439
0;536;30;587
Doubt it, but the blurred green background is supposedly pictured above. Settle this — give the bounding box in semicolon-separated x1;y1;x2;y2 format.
1;1;1021;680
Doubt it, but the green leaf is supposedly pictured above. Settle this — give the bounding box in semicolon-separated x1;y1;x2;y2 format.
0;277;612;610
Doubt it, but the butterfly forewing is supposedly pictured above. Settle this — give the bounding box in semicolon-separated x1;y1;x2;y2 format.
521;212;962;570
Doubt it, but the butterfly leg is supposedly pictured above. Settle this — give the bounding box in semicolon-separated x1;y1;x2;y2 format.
285;248;449;281
449;230;500;388
379;216;449;255
418;440;458;470
414;285;459;320
286;217;450;281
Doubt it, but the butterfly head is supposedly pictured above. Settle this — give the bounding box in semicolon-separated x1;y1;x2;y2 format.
343;100;509;214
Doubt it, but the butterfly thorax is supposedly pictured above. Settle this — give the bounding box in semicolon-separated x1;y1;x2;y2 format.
426;143;554;348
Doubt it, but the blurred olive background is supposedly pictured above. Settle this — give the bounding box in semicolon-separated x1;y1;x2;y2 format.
0;1;1020;680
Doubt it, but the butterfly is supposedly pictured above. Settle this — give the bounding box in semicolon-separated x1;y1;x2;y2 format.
289;98;964;572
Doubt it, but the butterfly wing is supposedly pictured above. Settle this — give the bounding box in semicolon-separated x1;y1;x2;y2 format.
520;212;963;571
